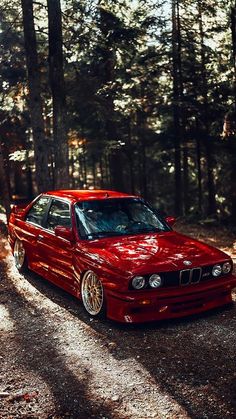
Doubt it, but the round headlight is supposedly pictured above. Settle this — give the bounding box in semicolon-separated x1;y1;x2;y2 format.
212;264;222;277
222;262;231;274
132;276;146;289
149;274;162;288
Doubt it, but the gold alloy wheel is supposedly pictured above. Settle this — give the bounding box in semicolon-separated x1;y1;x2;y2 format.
13;239;26;270
81;271;104;316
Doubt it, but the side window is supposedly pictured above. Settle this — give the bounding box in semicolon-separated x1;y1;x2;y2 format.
26;196;50;226
46;200;71;231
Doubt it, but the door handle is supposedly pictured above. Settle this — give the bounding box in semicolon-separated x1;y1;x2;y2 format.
37;234;44;241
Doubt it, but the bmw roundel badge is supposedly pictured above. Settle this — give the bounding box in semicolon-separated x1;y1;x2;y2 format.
183;260;192;266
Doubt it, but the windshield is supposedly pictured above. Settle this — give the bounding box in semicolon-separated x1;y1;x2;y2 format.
75;198;170;239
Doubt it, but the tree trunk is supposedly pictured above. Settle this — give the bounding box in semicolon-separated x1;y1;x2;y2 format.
14;162;23;197
182;146;189;214
21;0;51;193
0;142;11;222
70;150;76;188
47;0;69;189
109;151;125;191
176;0;189;215
196;130;202;214
172;0;183;215
83;152;87;187
231;3;236;109
142;144;147;200
137;109;148;199
127;117;135;194
104;153;110;188
99;7;125;192
26;150;33;200
99;157;104;188
198;1;216;216
230;4;236;222
92;155;96;188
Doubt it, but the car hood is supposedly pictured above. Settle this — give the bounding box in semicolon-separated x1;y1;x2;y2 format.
79;231;229;275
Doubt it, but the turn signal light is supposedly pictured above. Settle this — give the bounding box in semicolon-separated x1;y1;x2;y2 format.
138;299;151;305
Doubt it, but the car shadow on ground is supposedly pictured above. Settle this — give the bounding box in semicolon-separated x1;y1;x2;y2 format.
0;261;126;419
23;269;236;419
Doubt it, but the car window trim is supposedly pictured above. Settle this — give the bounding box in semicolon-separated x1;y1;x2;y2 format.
74;197;171;240
25;195;73;233
25;195;52;228
44;197;72;232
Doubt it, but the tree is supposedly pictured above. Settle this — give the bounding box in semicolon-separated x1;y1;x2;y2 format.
223;1;236;222
21;0;51;193
1;0;236;224
0;141;11;221
47;0;69;188
171;0;184;215
197;0;216;216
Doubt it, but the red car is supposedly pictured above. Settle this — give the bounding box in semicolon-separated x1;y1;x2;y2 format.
8;189;236;323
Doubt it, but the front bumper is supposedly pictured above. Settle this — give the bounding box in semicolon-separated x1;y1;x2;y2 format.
106;274;236;323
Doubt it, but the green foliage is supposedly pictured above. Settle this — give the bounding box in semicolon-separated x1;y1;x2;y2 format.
0;0;236;221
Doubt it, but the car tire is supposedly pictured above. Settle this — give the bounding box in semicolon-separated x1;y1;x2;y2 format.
13;239;28;273
81;271;106;318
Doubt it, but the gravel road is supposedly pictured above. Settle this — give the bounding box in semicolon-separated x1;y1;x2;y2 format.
0;220;236;419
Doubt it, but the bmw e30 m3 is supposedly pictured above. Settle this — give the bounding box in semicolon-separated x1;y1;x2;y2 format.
8;189;236;323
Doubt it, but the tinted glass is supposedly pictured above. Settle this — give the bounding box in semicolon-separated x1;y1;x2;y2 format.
75;198;170;239
46;200;71;231
26;196;50;226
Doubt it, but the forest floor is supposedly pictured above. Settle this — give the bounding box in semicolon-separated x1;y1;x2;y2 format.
0;218;236;419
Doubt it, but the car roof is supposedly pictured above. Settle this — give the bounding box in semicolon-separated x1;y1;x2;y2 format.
45;189;137;202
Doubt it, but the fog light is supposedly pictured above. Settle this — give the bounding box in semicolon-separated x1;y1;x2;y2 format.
222;262;231;274
149;274;162;288
212;265;222;277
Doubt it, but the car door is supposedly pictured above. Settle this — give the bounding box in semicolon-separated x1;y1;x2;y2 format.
36;198;74;291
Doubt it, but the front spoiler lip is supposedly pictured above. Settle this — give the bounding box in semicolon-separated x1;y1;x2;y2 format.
105;274;236;323
107;273;236;302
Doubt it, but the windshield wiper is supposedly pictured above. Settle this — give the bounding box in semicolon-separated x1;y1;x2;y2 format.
86;231;126;239
126;227;162;234
85;228;163;240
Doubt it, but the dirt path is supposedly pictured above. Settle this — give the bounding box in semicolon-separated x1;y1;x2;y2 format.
1;220;236;418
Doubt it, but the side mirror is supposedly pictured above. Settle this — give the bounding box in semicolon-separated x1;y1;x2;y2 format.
54;226;75;242
165;216;176;227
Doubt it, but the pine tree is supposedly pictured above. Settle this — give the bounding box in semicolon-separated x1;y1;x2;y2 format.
47;0;69;188
21;0;51;193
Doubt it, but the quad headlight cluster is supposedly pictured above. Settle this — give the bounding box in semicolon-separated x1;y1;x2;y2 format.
212;261;232;277
131;261;233;290
131;274;162;290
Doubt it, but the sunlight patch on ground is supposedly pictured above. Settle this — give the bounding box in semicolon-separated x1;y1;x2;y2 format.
55;319;189;418
0;305;14;332
0;213;6;223
0;238;9;260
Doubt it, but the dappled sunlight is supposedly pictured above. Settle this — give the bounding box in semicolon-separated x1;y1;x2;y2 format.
1;221;236;417
1;250;124;417
176;222;236;252
53;320;188;418
3;241;188;418
0;305;14;332
204;237;218;244
0;242;9;259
